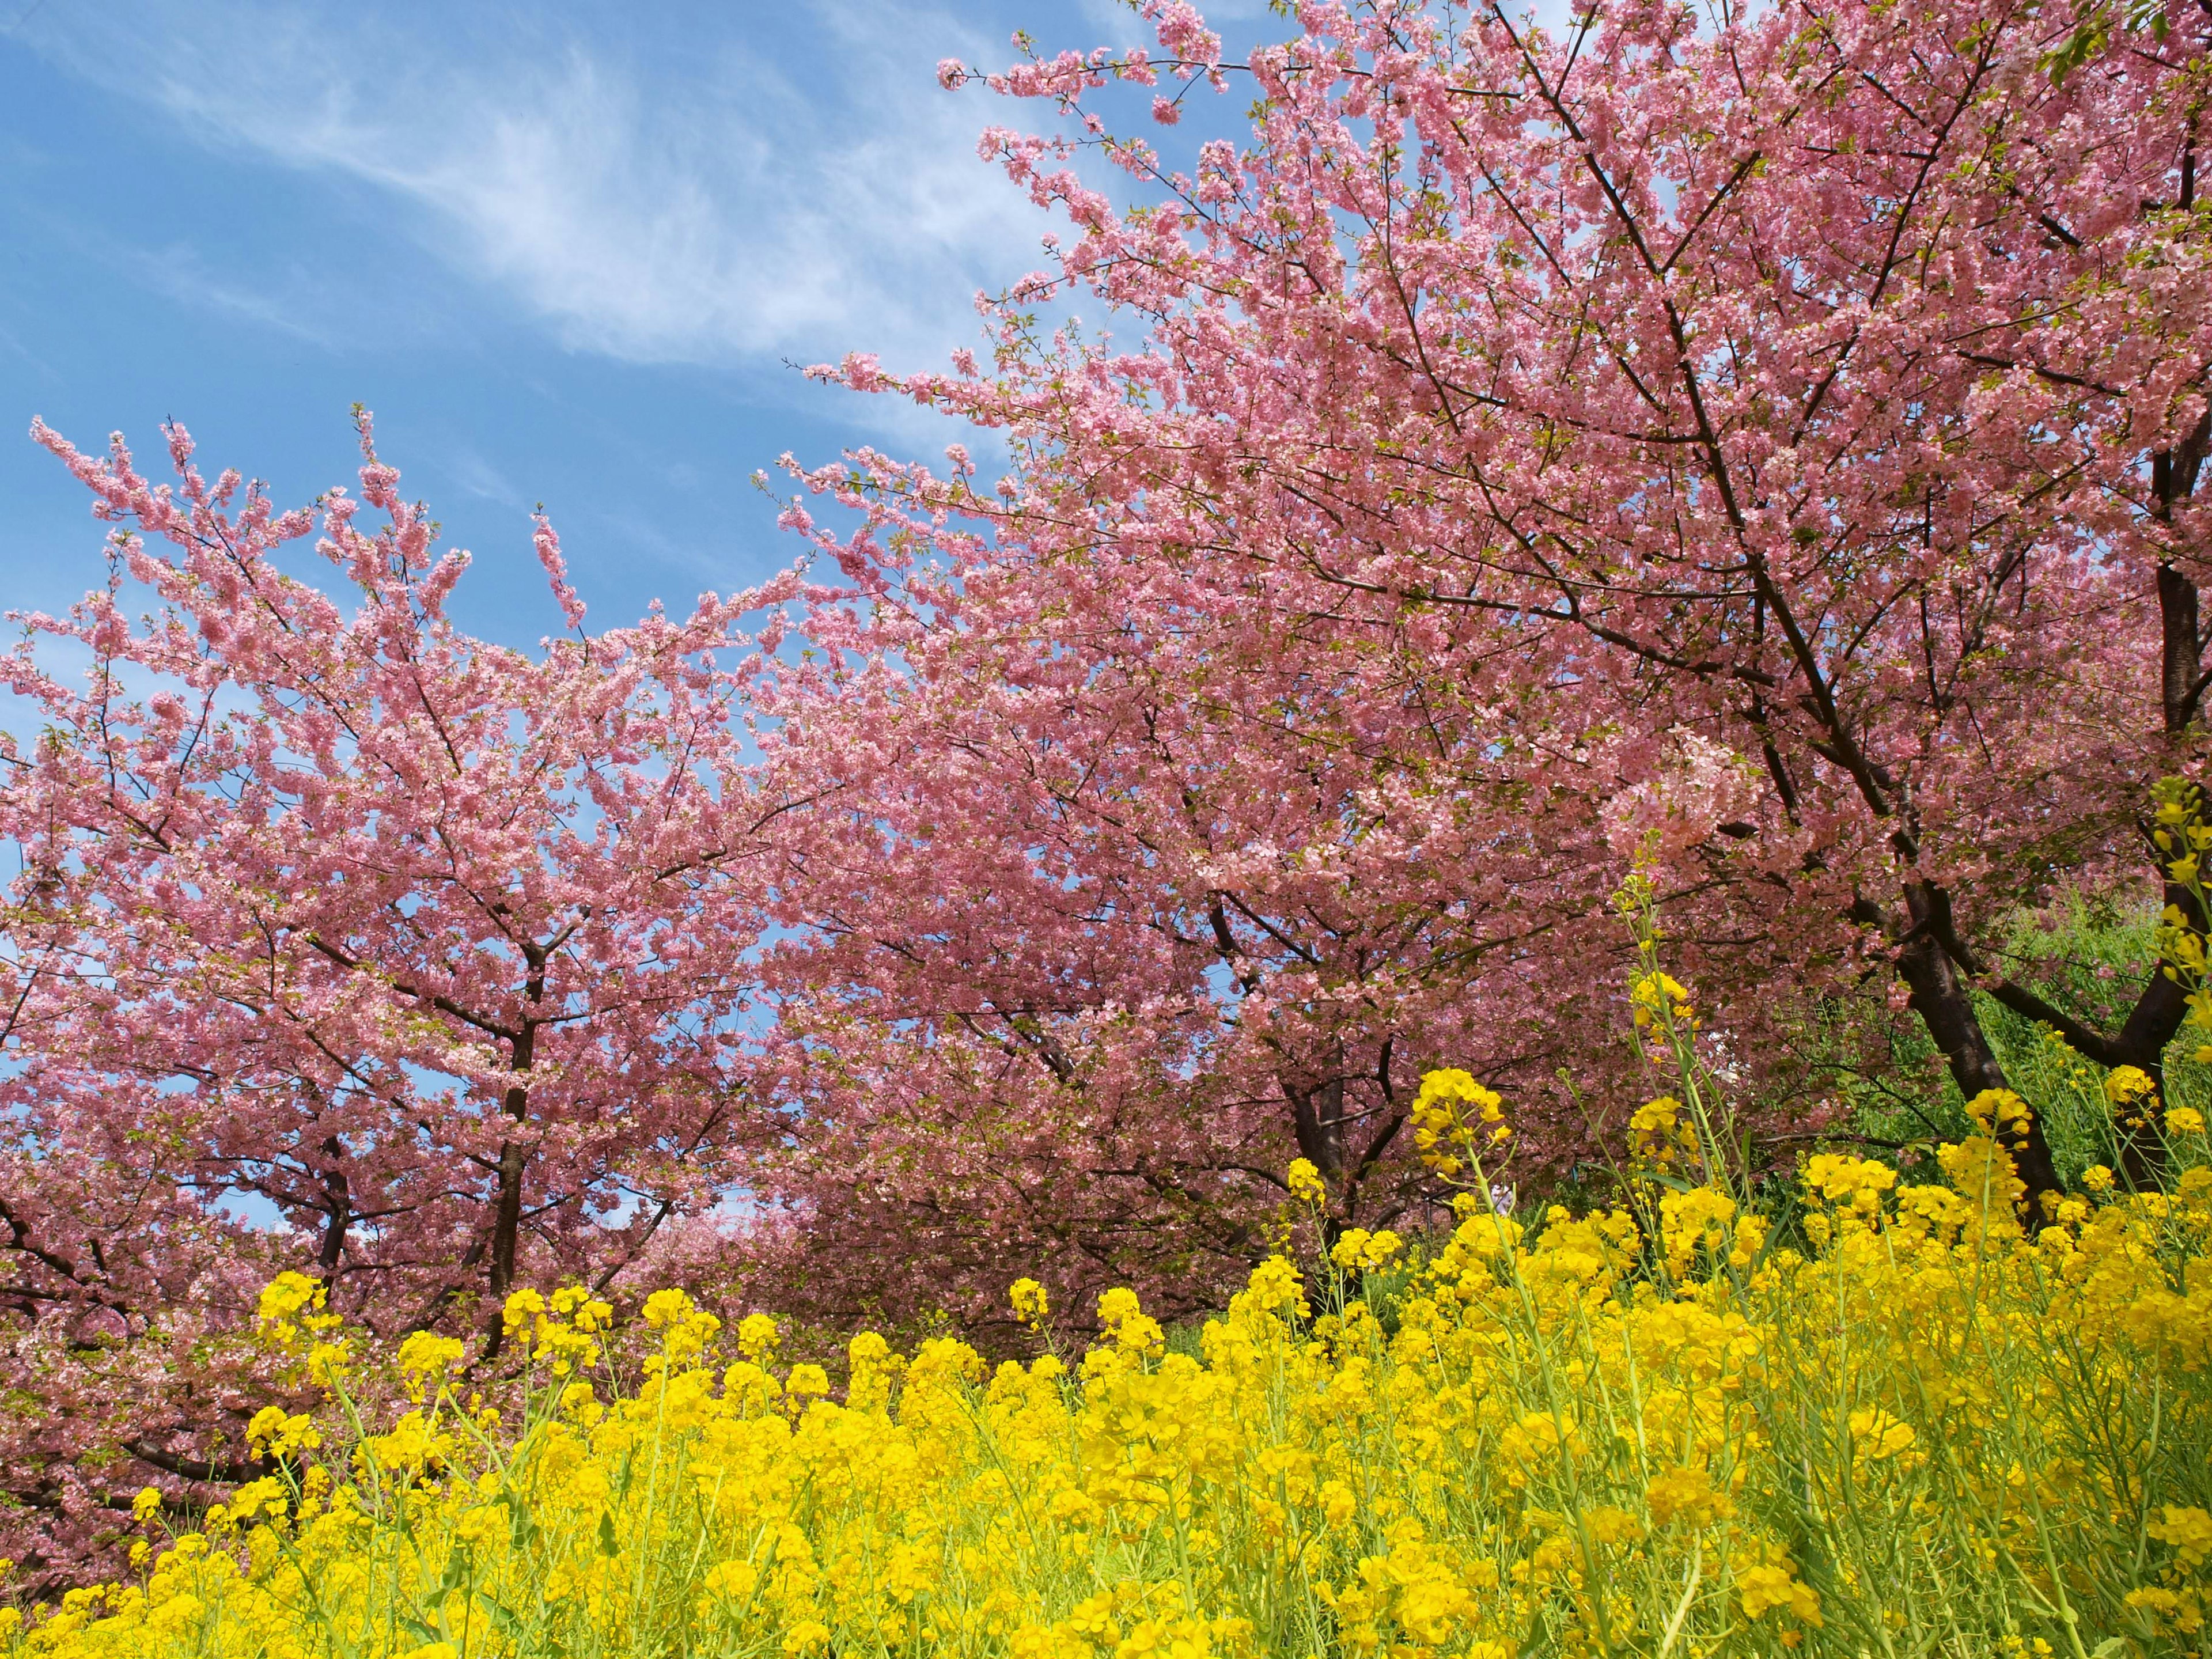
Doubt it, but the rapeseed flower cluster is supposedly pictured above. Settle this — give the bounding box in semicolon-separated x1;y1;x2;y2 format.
2157;777;2212;1067
1410;1070;1510;1183
10;1113;2209;1659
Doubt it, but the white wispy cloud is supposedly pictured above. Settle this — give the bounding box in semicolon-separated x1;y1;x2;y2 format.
25;0;1055;376
123;243;343;346
440;446;524;510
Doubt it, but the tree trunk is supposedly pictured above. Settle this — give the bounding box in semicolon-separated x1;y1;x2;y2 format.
2159;559;2202;737
478;1016;536;1359
315;1135;350;1279
488;1027;535;1301
1286;1049;1352;1241
1866;887;2065;1215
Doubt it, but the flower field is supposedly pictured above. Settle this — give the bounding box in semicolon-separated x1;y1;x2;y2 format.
17;982;2212;1659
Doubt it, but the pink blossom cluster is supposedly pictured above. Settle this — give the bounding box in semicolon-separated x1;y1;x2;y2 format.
0;414;791;1578
783;0;2210;1221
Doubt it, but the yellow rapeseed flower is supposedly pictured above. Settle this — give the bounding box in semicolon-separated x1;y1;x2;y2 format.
33;1037;2212;1659
1009;1277;1050;1325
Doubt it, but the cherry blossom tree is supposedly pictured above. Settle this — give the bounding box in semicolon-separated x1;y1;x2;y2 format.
0;414;783;1563
745;465;1630;1324
798;0;2211;1211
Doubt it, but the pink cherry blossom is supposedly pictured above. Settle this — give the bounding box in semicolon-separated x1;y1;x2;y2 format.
0;412;790;1575
778;0;2209;1250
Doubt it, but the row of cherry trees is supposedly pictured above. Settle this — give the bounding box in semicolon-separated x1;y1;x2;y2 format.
0;0;2205;1580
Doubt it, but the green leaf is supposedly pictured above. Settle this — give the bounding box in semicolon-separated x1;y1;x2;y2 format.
484;1597;569;1659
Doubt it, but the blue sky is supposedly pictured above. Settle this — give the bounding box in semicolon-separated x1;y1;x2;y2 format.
0;0;1267;647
